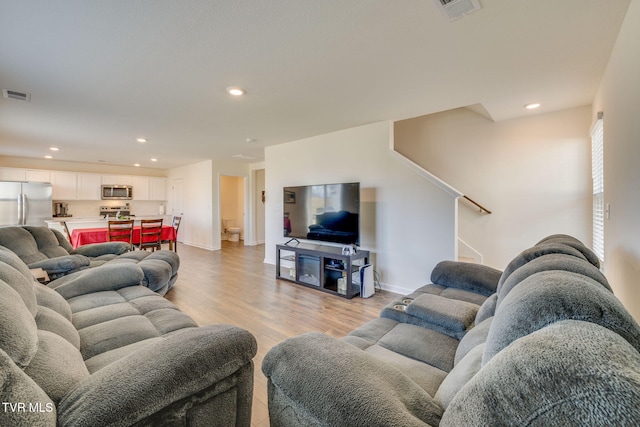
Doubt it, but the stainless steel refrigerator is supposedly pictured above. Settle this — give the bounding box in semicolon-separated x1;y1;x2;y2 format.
0;181;53;226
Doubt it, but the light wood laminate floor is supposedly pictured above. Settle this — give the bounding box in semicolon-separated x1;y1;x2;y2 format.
165;241;400;427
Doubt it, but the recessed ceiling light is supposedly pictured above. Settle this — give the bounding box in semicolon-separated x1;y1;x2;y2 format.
525;103;541;110
245;138;256;143
44;155;53;159
50;147;59;151
150;158;158;162
137;138;147;143
134;163;140;167
227;87;246;96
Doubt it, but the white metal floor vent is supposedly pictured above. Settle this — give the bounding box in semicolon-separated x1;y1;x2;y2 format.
2;89;31;102
434;0;481;21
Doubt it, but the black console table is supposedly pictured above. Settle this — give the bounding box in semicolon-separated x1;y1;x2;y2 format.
276;243;370;299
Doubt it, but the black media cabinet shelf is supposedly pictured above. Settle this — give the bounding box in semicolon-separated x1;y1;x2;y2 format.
276;243;370;299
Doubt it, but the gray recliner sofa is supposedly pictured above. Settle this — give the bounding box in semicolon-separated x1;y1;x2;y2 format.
262;234;640;426
0;226;179;295
0;243;257;427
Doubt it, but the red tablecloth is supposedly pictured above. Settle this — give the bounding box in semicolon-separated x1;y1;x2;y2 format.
71;225;177;249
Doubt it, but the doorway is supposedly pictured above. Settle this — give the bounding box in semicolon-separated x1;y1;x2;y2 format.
220;175;245;243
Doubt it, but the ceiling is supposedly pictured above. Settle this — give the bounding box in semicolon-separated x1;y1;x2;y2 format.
0;0;631;170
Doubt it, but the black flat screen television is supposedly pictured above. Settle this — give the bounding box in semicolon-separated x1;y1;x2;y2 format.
283;182;360;246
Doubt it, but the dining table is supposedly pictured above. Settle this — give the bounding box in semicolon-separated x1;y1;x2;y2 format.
71;225;177;250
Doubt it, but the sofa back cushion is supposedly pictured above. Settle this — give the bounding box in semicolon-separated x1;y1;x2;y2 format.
484;270;640;365
0;246;38;315
24;226;73;258
24;330;89;404
0;349;57;426
497;253;611;310
441;320;640;426
0;280;39;367
496;242;587;293
536;234;600;268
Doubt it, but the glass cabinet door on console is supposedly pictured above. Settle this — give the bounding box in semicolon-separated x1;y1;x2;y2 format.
275;243;369;299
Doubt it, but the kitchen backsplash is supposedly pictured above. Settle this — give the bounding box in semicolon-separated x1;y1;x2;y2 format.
55;200;165;218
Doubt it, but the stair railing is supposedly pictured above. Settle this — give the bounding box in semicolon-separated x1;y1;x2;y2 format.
461;195;492;214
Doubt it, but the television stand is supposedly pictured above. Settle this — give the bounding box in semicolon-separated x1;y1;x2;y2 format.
276;242;370;299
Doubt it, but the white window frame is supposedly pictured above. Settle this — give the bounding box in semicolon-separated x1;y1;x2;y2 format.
591;113;604;263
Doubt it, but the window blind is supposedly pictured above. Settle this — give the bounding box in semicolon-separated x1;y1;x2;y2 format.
591;116;604;262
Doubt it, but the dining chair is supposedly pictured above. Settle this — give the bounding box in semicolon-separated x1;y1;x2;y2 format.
137;218;163;252
107;219;134;250
162;216;181;252
61;221;72;242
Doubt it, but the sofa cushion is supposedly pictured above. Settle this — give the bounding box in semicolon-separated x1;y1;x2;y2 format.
0;280;38;367
536;234;600;268
0;227;50;264
381;287;483;339
348;318;458;373
435;343;484;410
24;226;74;256
475;293;497;324
264;331;443;427
0;247;38;315
34;284;73;321
27;255;91;275
343;335;448;397
496;242;587;292
497;253;612;309
441;320;640;426
455;316;492;365
35;305;81;349
431;260;501;296
0;349;57;426
485;270;640;365
23;330;90;404
409;283;488;305
405;294;478;338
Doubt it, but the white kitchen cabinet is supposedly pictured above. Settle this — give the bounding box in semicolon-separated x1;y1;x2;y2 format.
0;167;26;181
25;169;52;183
51;172;77;200
77;173;102;200
131;176;150;200
101;175;133;186
149;177;166;201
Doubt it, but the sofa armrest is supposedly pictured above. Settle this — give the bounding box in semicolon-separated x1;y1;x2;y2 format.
27;254;90;275
47;263;144;299
430;260;502;296
57;325;257;427
262;332;442;427
69;242;130;257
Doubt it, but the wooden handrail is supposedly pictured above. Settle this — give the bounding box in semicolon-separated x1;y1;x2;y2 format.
462;195;492;214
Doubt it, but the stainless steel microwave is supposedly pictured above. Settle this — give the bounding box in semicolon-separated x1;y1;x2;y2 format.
101;185;133;200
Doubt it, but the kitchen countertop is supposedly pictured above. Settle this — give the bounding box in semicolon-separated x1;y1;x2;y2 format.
46;215;175;232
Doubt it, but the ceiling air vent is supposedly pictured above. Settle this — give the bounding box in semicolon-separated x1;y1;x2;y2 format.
2;89;31;102
232;154;257;160
434;0;481;21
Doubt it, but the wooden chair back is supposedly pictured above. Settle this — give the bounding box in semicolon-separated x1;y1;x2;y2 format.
163;216;182;252
107;219;134;249
138;218;163;251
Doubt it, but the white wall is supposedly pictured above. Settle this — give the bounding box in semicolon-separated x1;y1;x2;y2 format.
253;168;266;244
265;121;457;294
167;160;214;250
592;1;640;321
394;106;592;269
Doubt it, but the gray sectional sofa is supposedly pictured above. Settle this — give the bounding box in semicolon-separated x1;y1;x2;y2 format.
0;242;257;426
0;226;179;294
263;234;640;426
